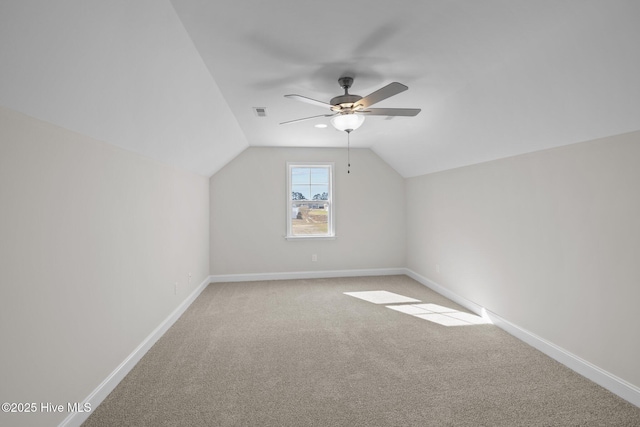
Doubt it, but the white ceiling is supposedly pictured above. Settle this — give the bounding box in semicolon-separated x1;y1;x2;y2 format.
1;1;640;178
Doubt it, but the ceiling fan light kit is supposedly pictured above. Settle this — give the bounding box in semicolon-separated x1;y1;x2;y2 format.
330;114;365;132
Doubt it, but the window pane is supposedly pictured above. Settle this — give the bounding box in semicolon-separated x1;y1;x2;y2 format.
310;167;328;184
310;185;328;200
291;201;329;235
290;167;330;202
291;167;311;185
291;184;310;200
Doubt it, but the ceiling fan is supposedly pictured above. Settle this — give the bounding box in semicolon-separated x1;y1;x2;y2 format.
281;76;421;132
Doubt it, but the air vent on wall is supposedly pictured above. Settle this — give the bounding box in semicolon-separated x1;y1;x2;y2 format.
253;107;267;117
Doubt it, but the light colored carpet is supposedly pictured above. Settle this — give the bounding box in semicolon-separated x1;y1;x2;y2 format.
83;275;640;426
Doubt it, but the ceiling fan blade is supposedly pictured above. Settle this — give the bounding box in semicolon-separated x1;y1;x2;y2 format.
360;108;421;117
285;94;333;109
280;113;336;125
355;82;408;109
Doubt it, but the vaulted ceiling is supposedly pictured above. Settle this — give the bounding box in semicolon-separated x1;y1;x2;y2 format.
2;1;639;177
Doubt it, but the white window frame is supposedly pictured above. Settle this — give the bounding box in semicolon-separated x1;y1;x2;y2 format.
286;162;335;240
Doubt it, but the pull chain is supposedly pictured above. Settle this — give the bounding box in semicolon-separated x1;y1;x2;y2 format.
347;131;351;174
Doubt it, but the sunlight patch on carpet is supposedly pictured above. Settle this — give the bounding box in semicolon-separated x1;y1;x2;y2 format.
344;291;490;327
343;291;421;304
387;303;490;326
414;313;471;326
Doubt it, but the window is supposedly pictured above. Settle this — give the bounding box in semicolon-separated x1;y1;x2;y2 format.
286;162;334;239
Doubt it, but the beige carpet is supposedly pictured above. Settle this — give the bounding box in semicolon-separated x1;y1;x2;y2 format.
83;275;640;426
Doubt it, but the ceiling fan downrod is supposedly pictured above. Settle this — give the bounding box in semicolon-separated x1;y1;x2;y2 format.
339;76;353;93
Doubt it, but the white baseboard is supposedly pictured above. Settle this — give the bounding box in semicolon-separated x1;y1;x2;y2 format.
59;276;211;427
209;267;406;283
405;268;640;409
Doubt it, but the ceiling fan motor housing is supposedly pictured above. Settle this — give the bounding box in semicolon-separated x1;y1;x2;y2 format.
330;94;363;110
330;76;363;111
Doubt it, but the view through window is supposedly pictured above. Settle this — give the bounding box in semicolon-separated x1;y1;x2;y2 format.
287;163;334;238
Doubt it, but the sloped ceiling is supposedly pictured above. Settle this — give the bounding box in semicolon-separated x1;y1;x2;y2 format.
0;0;248;176
1;1;640;178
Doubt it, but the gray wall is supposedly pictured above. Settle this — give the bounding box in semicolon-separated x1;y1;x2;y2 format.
406;130;640;389
0;107;210;427
210;147;405;275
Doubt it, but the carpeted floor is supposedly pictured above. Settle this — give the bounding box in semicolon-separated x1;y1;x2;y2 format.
83;275;640;426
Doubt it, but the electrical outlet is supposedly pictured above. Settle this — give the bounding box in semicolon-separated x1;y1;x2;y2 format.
188;273;192;284
436;264;440;274
312;254;318;262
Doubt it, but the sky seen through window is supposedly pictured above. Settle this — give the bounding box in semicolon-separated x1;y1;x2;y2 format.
291;167;329;200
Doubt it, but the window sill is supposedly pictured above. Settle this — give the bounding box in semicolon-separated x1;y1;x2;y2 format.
284;235;336;241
